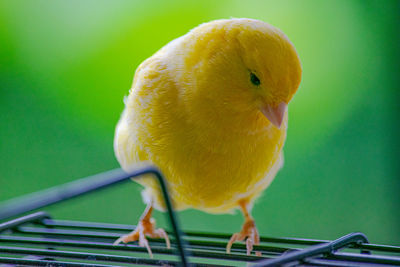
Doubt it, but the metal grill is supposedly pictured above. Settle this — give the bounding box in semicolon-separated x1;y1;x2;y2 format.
0;166;399;266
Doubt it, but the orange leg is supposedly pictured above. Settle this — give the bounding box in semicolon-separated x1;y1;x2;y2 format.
226;200;261;256
113;203;170;258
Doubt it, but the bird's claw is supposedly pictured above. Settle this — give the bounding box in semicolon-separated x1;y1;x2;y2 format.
226;218;261;256
113;218;170;258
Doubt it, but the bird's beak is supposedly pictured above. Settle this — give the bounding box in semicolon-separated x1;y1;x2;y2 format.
260;102;287;129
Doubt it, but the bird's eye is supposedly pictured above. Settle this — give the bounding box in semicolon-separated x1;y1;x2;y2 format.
250;72;260;86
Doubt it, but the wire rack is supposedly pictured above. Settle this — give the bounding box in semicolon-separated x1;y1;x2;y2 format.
0;166;399;266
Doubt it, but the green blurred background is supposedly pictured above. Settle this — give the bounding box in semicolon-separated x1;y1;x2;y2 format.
0;0;399;245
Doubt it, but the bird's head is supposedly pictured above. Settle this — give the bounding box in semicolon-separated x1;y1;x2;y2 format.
183;18;302;129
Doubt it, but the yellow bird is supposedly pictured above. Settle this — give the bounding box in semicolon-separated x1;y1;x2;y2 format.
113;18;302;256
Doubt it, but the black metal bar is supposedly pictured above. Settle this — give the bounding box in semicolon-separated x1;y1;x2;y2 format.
252;232;369;266
304;258;367;267
2;234;398;266
329;251;400;266
144;167;189;266
41;219;333;246
0;169;126;221
15;226;291;254
0;245;179;266
355;243;400;253
42;218;137;231
41;219;400;255
0;166;189;266
0;256;114;267
0;211;50;233
16;217;400;256
0;235;175;255
0;235;263;262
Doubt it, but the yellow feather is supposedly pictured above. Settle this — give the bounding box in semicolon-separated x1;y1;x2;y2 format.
114;18;302;214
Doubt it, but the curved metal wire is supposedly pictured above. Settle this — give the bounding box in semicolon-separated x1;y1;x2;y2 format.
252;232;369;266
0;165;189;266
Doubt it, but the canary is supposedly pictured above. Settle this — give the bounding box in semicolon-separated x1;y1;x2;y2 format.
113;18;302;256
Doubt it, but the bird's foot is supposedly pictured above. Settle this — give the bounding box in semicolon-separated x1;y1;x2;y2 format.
226;217;261;256
113;217;170;258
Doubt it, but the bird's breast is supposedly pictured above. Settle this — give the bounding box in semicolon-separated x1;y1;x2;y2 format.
118;62;287;213
134;98;287;212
